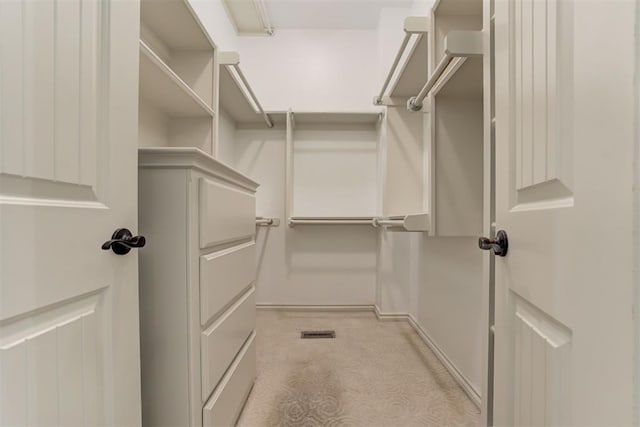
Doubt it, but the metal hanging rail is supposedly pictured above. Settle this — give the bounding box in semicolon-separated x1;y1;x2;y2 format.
374;17;429;105
219;51;273;128
288;217;376;227
407;30;483;112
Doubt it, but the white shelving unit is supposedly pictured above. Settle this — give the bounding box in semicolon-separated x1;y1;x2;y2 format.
285;111;383;227
137;3;258;427
138;0;217;154
375;18;431;233
139;41;215;118
428;0;484;236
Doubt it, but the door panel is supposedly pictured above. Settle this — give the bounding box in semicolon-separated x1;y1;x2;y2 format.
0;0;141;424
1;293;104;425
511;0;572;206
494;0;637;425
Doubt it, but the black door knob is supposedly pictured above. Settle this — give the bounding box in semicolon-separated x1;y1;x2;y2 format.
102;228;146;255
479;230;508;257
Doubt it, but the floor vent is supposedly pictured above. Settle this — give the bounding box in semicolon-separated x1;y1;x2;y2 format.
301;330;336;339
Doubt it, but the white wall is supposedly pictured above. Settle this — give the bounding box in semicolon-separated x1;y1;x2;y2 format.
237;29;379;112
234;128;377;305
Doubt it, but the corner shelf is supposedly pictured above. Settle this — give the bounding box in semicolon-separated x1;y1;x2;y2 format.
139;41;215;118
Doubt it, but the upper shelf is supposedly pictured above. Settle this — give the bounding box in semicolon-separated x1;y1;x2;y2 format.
291;112;383;128
139;41;215;118
218;51;274;128
375;17;429;104
140;0;214;51
389;33;429;98
433;0;482;16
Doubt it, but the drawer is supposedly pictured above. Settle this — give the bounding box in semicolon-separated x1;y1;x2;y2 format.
201;287;256;400
203;331;256;427
199;177;255;249
200;241;255;324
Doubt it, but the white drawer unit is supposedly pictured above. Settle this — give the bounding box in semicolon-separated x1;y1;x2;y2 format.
201;287;256;400
203;333;257;427
200;241;256;324
138;148;259;427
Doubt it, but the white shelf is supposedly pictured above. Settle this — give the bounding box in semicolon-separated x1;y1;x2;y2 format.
139;41;215;118
219;65;262;124
140;0;213;51
291;112;382;127
433;0;482;16
431;56;483;97
389;33;429;98
374;213;430;232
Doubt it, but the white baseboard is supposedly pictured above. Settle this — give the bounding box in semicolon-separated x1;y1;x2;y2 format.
256;304;375;312
406;314;482;408
373;306;482;408
373;305;410;321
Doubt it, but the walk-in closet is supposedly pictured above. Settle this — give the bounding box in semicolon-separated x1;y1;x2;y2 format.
2;0;638;425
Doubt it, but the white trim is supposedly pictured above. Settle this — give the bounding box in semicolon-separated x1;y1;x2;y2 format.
373;305;410;321
373;306;482;408
256;304;375;312
407;314;482;408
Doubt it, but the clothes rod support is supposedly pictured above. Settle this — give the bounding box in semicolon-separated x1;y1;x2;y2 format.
256;217;280;227
407;30;483;112
374;17;429;105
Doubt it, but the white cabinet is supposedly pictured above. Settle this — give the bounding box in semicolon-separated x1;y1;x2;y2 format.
138;148;259;427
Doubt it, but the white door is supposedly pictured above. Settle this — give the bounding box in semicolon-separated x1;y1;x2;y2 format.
492;0;637;425
0;0;142;425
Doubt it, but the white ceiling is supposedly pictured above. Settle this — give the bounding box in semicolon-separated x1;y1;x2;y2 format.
266;0;413;30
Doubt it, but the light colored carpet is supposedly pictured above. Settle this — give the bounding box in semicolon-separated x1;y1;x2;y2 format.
236;310;480;427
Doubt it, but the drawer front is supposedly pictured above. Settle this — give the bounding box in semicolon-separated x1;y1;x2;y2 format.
200;241;256;324
201;287;256;401
199;177;255;249
203;332;256;427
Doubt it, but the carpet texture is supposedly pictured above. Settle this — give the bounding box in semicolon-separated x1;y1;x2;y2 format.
236;310;480;427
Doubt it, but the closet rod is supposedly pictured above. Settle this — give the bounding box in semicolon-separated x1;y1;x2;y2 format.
289;218;375;226
407;30;483;112
407;52;453;111
374;219;404;227
228;63;274;128
374;17;429;105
